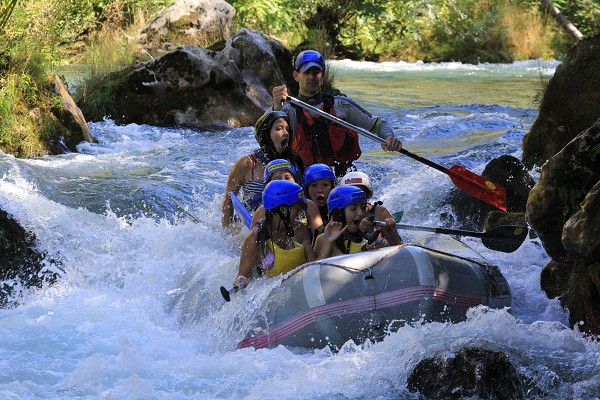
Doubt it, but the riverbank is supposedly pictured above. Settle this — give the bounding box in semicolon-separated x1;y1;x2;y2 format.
0;0;595;158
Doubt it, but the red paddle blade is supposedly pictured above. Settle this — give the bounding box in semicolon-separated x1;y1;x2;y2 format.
446;165;507;211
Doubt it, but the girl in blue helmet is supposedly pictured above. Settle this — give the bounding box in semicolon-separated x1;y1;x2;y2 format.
314;185;370;259
221;111;305;229
250;159;324;232
233;180;315;288
340;171;402;246
303;163;336;226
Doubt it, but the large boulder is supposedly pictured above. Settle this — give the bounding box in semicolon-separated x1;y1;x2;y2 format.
562;180;600;259
90;29;293;128
522;34;600;168
523;34;600;334
0;209;62;307
526;119;600;260
526;119;600;335
139;0;235;56
407;347;525;399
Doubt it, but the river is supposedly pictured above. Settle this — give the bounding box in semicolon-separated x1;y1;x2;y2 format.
1;59;599;399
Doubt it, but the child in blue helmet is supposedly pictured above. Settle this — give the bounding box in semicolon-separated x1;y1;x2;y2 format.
250;159;323;232
233;180;315;288
340;171;402;246
221;111;304;229
303;163;336;226
314;185;372;259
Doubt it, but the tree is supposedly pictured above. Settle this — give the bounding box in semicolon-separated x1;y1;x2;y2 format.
541;0;583;40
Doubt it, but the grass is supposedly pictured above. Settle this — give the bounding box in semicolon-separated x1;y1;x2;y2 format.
502;2;559;60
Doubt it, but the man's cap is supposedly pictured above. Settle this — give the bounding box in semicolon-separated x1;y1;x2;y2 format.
295;50;325;72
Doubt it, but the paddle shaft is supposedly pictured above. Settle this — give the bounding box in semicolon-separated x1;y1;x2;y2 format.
375;221;525;242
287;96;507;211
287;96;447;173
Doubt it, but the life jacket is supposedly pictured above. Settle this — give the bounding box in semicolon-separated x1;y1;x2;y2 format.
291;94;361;168
263;238;307;277
344;238;368;254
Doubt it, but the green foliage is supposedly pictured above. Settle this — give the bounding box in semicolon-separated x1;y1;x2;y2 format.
232;0;298;36
0;0;173;157
228;0;598;62
422;0;513;63
77;75;118;121
0;75;18;145
552;0;600;37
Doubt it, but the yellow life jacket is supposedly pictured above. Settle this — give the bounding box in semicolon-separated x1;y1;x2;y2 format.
264;238;307;277
345;238;368;254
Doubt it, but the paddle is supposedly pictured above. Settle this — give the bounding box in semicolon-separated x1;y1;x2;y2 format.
287;96;507;211
230;191;252;229
220;282;247;302
374;221;528;253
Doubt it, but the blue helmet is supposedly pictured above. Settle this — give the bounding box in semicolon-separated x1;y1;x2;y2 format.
294;50;325;72
327;186;367;215
303;164;335;191
263;180;305;210
264;159;297;183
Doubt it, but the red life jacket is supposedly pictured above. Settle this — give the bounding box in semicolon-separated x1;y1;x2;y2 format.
291;94;361;167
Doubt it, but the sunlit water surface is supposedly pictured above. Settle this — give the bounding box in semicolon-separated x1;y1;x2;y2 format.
1;59;599;399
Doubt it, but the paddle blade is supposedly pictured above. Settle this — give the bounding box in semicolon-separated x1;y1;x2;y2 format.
220;286;231;302
481;225;528;253
447;165;507;211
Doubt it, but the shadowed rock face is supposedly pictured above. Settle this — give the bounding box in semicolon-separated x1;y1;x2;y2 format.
407;347;525;399
523;34;600;335
526;119;600;335
522;34;600;169
527;120;600;260
0;209;62;307
97;29;293;130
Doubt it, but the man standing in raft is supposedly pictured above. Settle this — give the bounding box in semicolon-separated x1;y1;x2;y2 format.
272;49;403;177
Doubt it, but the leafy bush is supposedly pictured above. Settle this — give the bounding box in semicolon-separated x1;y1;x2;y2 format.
227;0;599;61
0;0;172;157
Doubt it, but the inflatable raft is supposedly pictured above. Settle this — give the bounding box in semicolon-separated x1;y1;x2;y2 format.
238;237;511;350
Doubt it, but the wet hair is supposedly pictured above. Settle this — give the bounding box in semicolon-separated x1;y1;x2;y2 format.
256;205;294;268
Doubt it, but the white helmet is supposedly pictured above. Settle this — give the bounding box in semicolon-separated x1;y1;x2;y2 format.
340;171;373;199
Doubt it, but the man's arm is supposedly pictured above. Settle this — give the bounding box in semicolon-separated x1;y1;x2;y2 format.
335;97;402;152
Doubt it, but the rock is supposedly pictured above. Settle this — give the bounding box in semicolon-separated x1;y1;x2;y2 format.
485;155;535;212
526;119;600;260
94;29;292;128
139;0;235;55
522;34;600;168
483;211;527;231
446;155;533;230
560;260;600;334
540;260;571;299
562;180;600;259
0;209;62;307
407;347;525;399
